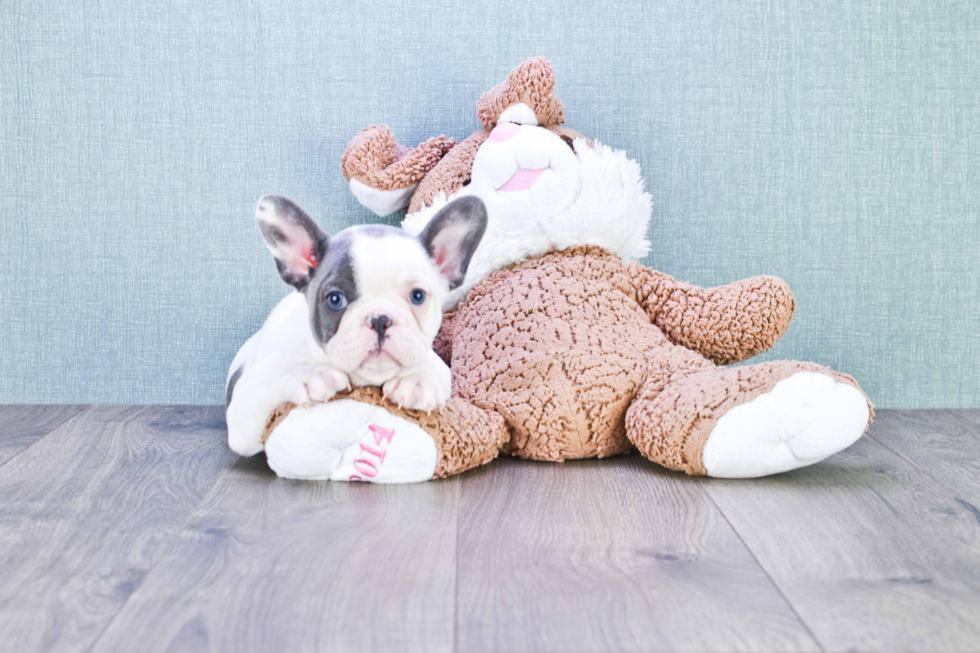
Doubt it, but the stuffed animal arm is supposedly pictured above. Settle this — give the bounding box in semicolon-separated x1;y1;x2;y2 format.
340;125;456;216
628;266;797;365
433;266;796;369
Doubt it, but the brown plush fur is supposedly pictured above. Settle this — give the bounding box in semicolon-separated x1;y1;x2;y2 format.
476;56;565;130
341;125;455;191
440;246;872;472
408;129;489;214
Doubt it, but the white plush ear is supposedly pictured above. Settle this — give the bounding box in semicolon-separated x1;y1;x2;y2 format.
255;195;327;290
349;179;418;217
417;196;488;290
497;102;539;126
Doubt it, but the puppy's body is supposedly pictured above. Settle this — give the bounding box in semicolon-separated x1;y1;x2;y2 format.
227;196;486;457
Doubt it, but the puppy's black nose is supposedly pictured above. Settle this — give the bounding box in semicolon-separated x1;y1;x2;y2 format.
371;315;391;341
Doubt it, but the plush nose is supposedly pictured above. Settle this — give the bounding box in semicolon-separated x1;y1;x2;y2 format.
371;314;391;341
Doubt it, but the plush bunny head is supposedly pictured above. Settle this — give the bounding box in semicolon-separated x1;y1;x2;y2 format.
342;57;652;305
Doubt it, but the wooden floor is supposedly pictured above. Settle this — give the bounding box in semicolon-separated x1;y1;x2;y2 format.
0;408;979;652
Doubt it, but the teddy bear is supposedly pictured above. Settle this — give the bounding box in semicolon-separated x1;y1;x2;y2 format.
257;57;873;482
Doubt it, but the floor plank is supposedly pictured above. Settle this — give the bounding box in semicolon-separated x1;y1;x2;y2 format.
700;420;980;652
4;406;980;653
90;456;460;653
456;456;818;653
0;405;86;467
870;410;980;506
0;405;237;653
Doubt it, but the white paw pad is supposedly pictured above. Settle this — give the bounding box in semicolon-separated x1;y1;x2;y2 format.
264;400;437;483
702;372;870;478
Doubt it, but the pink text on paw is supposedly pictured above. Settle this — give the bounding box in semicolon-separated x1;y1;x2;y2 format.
350;424;395;481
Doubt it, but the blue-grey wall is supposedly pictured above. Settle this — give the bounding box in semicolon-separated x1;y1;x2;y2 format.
1;0;978;407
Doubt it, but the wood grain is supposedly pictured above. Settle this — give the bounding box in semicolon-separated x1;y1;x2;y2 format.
0;405;237;653
0;405;86;467
456;455;818;653
5;406;980;653
700;420;980;652
870;410;980;505
90;456;460;653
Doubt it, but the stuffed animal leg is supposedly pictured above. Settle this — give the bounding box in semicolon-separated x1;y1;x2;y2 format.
624;266;873;478
626;358;872;478
261;387;508;482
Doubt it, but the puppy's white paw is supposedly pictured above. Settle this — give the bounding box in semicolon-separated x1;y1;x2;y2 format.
283;366;351;407
304;367;351;403
382;354;451;412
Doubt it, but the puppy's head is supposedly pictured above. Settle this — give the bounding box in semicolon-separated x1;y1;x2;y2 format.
256;195;487;385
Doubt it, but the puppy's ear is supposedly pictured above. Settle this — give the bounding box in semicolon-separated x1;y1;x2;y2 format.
418;196;488;290
255;195;328;290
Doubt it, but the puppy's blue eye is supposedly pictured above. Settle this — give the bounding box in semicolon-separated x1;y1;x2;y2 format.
410;289;426;305
325;291;347;310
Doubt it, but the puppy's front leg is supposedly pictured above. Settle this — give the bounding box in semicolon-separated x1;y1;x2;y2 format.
227;364;351;456
382;349;452;413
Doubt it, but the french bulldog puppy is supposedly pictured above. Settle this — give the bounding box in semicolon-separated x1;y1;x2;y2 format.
226;194;487;457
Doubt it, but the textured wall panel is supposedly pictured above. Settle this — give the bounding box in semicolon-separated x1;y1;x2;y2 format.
1;0;977;407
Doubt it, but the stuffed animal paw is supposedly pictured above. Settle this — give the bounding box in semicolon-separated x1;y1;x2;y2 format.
262;388;507;482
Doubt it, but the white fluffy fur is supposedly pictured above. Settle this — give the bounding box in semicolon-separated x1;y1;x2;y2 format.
403;139;652;307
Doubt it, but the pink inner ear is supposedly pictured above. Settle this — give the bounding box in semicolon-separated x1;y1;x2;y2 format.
435;244;456;277
287;245;317;276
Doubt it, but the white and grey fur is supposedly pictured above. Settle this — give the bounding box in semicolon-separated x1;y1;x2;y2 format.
226;194;487;456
